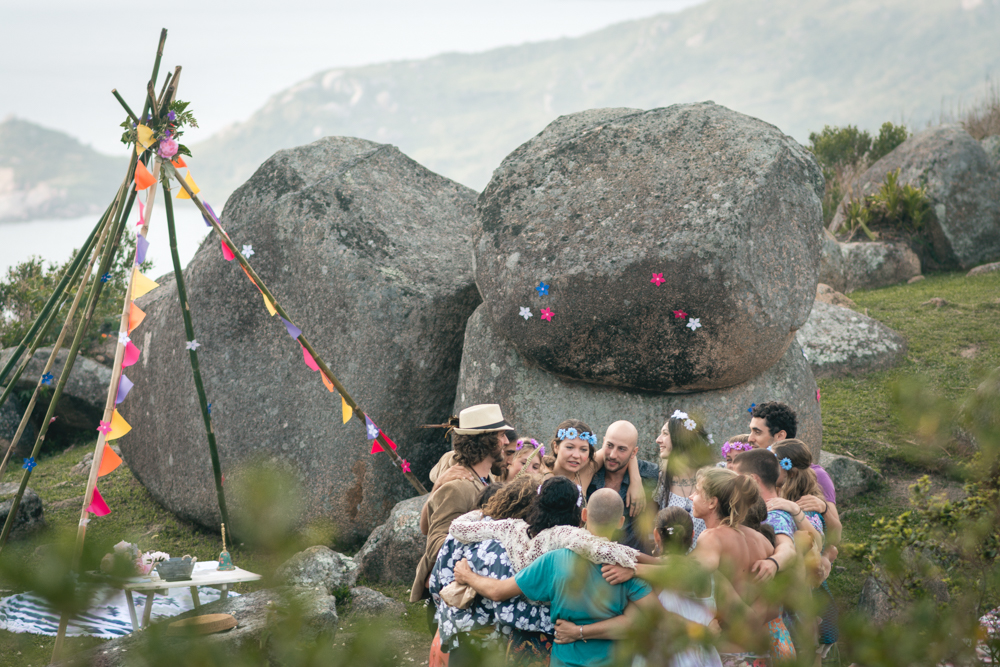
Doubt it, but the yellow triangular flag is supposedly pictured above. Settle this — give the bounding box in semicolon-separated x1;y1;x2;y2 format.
107;410;132;440
342;395;353;424
135;124;155;154
176;171;200;199
263;294;277;316
131;268;159;300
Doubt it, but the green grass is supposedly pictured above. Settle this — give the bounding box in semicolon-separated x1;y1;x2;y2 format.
1;269;998;664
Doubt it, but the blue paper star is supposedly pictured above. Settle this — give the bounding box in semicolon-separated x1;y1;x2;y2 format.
22;457;36;471
535;282;549;296
100;272;112;283
748;403;756;414
41;372;54;386
207;403;212;416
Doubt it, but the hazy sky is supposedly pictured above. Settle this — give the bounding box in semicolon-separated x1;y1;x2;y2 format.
1;0;706;155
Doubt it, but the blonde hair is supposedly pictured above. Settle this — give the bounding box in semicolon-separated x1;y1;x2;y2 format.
696;467;760;528
506;437;546;481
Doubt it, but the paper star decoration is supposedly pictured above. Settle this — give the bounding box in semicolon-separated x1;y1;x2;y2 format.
97;420;112;434
41;372;54;386
748;403;756;414
540;308;554;321
242;244;254;258
207;403;212;415
401;459;411;473
519;307;532;320
650;273;665;286
673;310;688;319
185;340;201;351
686;318;702;331
535;282;549;296
816;389;821;403
22;457;36;471
100;272;112;283
117;331;131;345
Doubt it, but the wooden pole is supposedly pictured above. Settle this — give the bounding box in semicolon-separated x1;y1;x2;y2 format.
138;29;167;123
0;205;115;481
161;174;231;528
167;165;429;495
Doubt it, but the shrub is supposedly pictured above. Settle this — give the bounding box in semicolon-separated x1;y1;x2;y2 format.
837;169;929;240
869;122;910;164
960;79;1000;141
809;124;872;171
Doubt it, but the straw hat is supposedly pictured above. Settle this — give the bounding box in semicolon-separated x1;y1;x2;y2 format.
452;404;513;435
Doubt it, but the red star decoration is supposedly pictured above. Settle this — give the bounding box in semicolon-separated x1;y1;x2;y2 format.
650;273;665;286
673;310;688;319
540;308;554;321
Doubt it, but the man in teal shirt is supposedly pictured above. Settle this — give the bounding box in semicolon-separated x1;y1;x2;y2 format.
454;489;656;667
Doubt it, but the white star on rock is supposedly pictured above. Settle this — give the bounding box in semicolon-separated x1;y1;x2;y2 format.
117;331;130;345
242;244;254;258
686;318;702;331
185;340;201;351
519;307;532;320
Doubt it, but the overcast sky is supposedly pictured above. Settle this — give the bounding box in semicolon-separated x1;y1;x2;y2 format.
1;0;706;155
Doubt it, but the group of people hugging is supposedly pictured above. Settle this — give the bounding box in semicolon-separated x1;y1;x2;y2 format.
411;401;842;667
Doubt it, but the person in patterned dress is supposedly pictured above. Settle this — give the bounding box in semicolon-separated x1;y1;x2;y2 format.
653;412;718;548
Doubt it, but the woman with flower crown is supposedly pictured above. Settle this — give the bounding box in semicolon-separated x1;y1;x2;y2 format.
654;411;718;547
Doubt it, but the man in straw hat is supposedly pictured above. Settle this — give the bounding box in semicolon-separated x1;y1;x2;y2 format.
410;404;513;603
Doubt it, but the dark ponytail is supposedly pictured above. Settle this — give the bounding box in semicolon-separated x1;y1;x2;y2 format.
526;476;583;538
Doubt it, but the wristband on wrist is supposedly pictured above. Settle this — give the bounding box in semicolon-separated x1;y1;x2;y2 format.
822;500;829;514
766;557;780;572
579;626;586;642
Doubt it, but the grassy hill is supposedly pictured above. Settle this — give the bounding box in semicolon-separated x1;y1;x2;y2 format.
0;118;125;222
192;0;1000;203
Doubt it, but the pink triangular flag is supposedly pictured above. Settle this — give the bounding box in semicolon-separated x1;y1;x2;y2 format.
371;430;398;454
87;486;111;516
300;342;319;371
221;239;235;261
122;341;141;367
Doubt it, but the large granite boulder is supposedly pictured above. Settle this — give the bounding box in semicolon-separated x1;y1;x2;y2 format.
818;230;847;292
354;495;427;585
347;586;406;618
276;546;358;593
0;395;36;458
818;451;880;501
474;103;824;393
983;135;1000;171
456;305;823;461
0;346;112;434
837;242;921;293
832;125;1000;270
796;301;907;379
123;137;480;544
0;482;45;538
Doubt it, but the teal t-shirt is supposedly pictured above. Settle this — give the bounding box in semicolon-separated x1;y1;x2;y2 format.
514;548;652;667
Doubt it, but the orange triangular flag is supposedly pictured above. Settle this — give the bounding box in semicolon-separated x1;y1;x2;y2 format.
342;396;353;424
176;171;200;199
321;371;335;392
106;410;132;440
131;269;159;300
171;156;187;168
128;303;146;333
98;443;123;477
134;160;156;191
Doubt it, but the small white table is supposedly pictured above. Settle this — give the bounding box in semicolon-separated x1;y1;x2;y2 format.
117;561;261;631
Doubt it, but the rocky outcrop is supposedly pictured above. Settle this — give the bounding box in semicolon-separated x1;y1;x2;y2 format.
122;137;480;544
276;546;358;593
983;136;1000;171
0;395;36;458
0;483;45;538
473;104;824;393
455;304;823;461
348;586;406;618
354;495;427;585
818;230;847;292
818;451;880;500
833;125;1000;270
819;238;921;293
968;261;1000;277
797;301;907;379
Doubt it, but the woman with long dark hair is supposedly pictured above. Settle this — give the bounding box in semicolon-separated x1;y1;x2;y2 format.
653;412;716;546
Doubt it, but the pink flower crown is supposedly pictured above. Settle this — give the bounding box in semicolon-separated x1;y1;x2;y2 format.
721;440;754;458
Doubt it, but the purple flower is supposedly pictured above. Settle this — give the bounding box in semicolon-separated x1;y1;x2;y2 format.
157;137;179;159
168;110;176;121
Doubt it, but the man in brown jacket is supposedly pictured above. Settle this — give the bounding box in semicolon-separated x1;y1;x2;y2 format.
410;404;512;602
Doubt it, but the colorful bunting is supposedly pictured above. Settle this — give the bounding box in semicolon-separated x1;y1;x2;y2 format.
106;410;132;440
372;430;398;454
365;415;379;440
175;171;200;199
300;342;319;371
342;396;353;424
263;295;277;316
115;375;133;405
131;269;159;299
321;371;335;392
134;160;156;190
171;156;187;168
87;486;111;516
128;303;146;333
202;201;218;228
137;200;145;227
97;444;122;477
135;234;149;265
281;317;302;340
135;124;155;154
221;239;235;261
122;341;141;367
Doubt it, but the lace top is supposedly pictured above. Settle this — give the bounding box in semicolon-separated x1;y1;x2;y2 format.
448;511;639;571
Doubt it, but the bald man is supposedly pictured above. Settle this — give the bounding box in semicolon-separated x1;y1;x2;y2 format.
586;420;660;553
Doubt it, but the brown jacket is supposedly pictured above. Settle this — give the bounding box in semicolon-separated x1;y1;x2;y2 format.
410;471;486;602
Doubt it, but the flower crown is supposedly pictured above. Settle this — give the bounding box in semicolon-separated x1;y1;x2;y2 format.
515;438;541;451
721;441;754;458
669;410;714;445
557;427;597;446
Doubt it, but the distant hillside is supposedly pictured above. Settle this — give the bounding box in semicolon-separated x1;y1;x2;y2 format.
192;0;1000;203
0;117;126;222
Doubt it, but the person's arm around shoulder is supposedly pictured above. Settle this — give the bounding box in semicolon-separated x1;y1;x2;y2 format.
624;454;646;517
553;592;659;643
753;532;796;582
454;558;522;601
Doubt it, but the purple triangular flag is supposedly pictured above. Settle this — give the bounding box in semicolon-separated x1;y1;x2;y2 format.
115;374;134;405
280;317;301;340
202;201;218;228
135;234;149;265
364;415;379;440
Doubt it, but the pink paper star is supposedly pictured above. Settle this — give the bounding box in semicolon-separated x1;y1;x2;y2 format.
816;389;821;403
540;308;554;321
97;420;112;434
401;459;411;473
650;273;665;286
673;310;688;319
